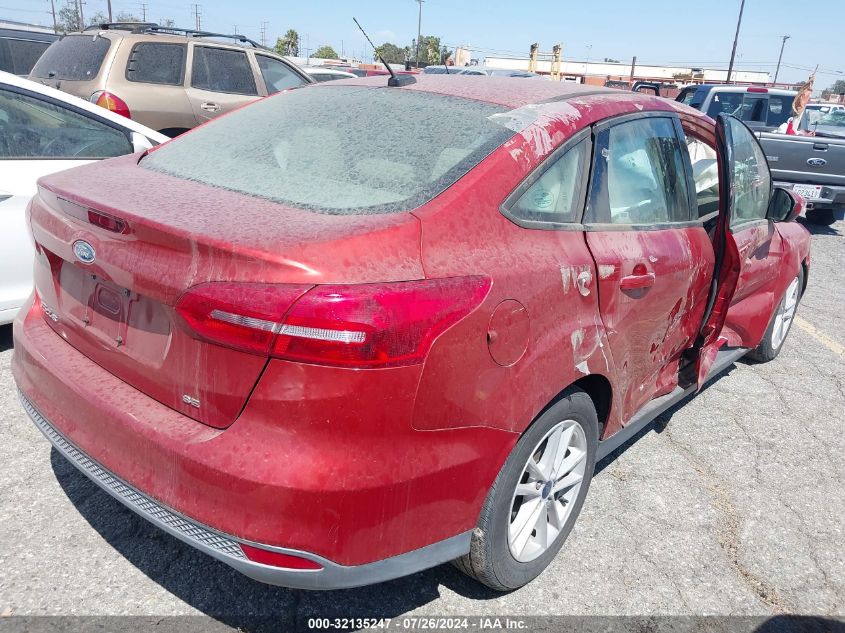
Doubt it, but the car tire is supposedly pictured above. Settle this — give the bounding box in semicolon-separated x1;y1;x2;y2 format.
805;209;836;226
747;267;804;363
453;388;598;591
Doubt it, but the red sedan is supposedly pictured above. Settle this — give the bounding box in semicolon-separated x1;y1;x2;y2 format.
13;76;810;590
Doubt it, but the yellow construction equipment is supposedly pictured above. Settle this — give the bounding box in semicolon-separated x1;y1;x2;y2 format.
528;43;563;80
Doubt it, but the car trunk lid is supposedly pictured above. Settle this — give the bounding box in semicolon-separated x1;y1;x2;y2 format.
29;156;424;428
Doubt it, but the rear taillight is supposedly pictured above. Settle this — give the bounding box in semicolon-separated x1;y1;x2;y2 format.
91;90;131;119
176;277;491;368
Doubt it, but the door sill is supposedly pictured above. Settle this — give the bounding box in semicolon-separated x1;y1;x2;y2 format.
596;346;749;461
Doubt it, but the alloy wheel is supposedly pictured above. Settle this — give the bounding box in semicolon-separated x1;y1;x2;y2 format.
772;275;800;350
507;419;588;563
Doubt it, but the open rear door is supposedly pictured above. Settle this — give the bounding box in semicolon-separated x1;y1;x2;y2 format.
690;114;744;388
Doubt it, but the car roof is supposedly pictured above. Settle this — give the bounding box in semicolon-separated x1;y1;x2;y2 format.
0;70;168;142
325;74;685;111
0;28;58;42
693;84;797;96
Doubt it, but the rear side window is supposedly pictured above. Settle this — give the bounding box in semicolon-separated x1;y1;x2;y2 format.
255;55;306;94
0;38;51;75
767;95;792;127
191;46;257;95
0;87;132;159
505;139;587;224
586;117;690;225
126;43;186;85
30;35;111;81
706;92;743;119
142;86;517;214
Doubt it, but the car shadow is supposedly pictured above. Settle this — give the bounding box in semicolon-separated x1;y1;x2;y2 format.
595;364;737;475
797;217;841;236
754;615;845;633
50;450;504;630
0;324;12;353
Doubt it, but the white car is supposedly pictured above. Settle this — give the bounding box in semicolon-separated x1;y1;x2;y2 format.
301;67;357;83
0;71;167;324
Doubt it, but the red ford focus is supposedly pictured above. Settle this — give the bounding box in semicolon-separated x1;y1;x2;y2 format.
13;75;810;591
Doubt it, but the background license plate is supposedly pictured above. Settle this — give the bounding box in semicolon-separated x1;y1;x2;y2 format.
793;185;822;199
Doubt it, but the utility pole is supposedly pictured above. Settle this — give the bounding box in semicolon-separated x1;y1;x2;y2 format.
139;2;146;21
106;0;112;21
726;0;746;84
415;0;424;68
49;0;58;32
192;4;202;31
773;35;790;86
260;21;268;47
77;0;84;28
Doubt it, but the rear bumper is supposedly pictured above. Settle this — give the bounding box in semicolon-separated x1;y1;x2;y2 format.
21;393;471;589
13;298;513;586
775;180;845;216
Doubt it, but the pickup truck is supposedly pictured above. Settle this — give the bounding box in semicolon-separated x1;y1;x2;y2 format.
758;131;845;225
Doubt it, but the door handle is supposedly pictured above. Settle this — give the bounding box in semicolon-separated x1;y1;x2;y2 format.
620;272;655;290
200;102;220;112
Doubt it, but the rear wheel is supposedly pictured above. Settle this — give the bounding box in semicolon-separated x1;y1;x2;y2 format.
454;388;598;591
806;209;836;226
747;268;803;363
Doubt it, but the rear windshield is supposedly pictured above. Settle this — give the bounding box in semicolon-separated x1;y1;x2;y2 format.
142;86;516;214
31;34;111;81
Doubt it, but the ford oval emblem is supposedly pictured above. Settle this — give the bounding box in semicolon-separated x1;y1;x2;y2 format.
72;240;96;264
807;158;827;167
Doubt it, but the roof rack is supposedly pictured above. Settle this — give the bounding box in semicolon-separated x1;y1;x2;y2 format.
82;23;267;49
83;22;160;34
148;26;266;49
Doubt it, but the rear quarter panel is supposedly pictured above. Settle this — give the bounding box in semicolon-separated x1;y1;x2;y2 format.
411;99;628;437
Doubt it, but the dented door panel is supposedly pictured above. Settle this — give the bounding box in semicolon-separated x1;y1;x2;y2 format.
586;227;714;423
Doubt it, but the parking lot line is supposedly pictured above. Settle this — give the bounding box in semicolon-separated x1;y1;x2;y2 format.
794;316;845;356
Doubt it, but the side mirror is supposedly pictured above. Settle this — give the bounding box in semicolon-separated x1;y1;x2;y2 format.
766;187;804;223
131;131;155;153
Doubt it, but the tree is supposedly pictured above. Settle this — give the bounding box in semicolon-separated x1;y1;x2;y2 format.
603;57;621;63
274;29;300;57
115;11;140;22
56;1;82;33
821;80;845;100
313;45;338;60
159;18;176;28
86;11;108;27
374;42;406;65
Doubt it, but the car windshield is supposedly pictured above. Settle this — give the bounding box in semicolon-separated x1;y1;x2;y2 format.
812;110;845;128
142;85;518;214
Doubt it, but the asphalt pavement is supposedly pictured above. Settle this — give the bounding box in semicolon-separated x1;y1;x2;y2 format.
0;219;842;630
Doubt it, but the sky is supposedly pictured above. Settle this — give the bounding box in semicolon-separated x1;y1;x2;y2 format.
8;0;844;88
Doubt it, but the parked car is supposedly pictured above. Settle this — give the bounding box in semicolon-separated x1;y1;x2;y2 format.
326;65;368;77
0;70;166;325
301;66;357;82
677;84;796;132
798;104;845;135
422;65;464;74
13;76;809;591
759;109;845;225
457;66;542;78
28;23;313;137
0;27;57;76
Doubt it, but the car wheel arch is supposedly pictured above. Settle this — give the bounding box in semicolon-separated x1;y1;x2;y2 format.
527;374;611;439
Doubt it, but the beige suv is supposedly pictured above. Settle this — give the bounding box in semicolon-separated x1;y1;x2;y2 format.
28;23;313;136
